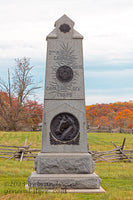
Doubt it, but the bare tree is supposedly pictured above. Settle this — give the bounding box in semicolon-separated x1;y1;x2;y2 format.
0;57;40;130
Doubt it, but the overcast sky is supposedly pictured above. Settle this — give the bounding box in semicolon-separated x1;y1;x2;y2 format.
0;0;133;105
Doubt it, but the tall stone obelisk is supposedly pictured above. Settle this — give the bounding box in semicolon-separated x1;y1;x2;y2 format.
28;15;102;192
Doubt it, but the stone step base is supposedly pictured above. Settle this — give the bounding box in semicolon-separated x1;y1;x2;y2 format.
26;185;105;193
28;172;102;190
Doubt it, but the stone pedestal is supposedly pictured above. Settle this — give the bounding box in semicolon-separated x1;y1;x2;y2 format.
28;173;101;190
28;14;103;192
35;153;95;174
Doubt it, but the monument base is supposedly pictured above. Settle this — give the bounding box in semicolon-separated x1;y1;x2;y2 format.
26;185;105;193
28;172;102;190
35;153;95;174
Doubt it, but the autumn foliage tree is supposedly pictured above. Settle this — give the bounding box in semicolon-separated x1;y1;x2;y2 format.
0;57;42;131
23;100;43;129
115;109;133;128
86;102;133;129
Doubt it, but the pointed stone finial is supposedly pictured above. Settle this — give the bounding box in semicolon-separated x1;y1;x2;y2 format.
54;14;74;30
47;14;83;39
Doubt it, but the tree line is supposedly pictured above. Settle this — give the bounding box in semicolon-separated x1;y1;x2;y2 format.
86;102;133;129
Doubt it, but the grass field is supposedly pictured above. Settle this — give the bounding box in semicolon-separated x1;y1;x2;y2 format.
0;131;133;200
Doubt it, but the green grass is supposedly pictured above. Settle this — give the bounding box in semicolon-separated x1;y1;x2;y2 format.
0;131;41;148
0;131;133;200
88;132;133;151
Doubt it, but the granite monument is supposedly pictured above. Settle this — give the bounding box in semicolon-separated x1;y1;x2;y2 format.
28;14;103;192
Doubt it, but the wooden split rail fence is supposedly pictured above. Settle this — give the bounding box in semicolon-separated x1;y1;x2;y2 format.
89;138;133;163
0;138;133;162
0;139;40;161
87;127;133;134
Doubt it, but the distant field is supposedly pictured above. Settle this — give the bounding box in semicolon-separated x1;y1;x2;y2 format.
0;131;133;200
87;132;133;151
0;131;132;151
0;131;42;148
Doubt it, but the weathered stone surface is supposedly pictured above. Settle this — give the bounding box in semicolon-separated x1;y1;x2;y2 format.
45;15;84;100
28;15;103;192
41;14;88;153
35;153;94;174
41;102;88;153
26;185;105;193
28;172;102;189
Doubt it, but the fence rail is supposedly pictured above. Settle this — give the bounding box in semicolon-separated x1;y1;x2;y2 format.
89;138;133;163
0;138;133;162
89;149;133;162
0;139;40;161
87;127;133;134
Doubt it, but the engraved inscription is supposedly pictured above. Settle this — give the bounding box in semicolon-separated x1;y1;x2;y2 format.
50;112;80;145
47;43;81;98
46;85;80;98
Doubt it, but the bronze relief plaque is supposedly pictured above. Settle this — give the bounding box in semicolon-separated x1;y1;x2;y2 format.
56;65;73;83
50;112;80;145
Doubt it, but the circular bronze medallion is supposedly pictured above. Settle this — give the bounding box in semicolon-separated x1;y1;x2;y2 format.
50;112;79;143
56;66;73;83
59;24;71;33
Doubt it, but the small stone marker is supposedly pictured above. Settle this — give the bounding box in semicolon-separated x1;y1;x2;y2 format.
28;15;103;192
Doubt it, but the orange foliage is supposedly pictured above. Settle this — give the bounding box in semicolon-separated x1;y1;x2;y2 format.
115;109;133;121
23;100;43;126
94;116;110;127
127;123;133;129
115;109;133;128
86;101;133;128
0;92;43;130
